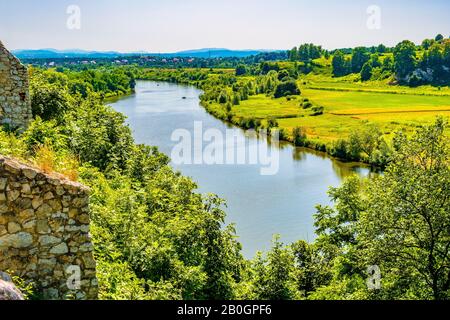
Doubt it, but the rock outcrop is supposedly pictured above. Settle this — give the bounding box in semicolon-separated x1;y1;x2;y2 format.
0;41;32;131
0;271;24;300
0;156;98;300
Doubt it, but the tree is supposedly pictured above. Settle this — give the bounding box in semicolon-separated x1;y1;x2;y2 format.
298;43;322;62
292;127;307;146
277;69;290;81
274;80;300;98
291;241;334;297
393;40;417;80
422;39;435;50
251;237;297;300
435;34;444;42
377;44;387;53
218;90;229;104
351;47;370;73
370;54;382;68
232;94;240;106
382;56;394;72
289;47;298;61
359;118;450;300
30;79;72;123
332;50;350;77
443;40;450;75
360;62;373;81
235;64;247;76
422;43;444;76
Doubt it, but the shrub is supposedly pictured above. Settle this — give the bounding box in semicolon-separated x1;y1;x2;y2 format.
302;101;313;109
292;127;307;147
311;106;324;116
274;80;301;98
267;117;279;129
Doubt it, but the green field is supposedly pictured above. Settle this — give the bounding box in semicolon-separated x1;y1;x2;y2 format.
215;76;450;145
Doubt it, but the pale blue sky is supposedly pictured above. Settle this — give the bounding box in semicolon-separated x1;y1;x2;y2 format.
0;0;449;52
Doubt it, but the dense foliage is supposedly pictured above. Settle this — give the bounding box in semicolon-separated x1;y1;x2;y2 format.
1;62;448;300
328;35;450;85
2;67;244;299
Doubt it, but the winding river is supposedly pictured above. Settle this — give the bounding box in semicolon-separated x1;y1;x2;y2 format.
110;81;372;257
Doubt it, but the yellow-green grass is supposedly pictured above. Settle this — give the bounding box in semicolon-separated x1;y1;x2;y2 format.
302;88;450;114
221;84;450;146
232;94;302;119
300;74;450;96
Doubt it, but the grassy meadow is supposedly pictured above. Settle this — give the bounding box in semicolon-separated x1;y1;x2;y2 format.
211;74;450;146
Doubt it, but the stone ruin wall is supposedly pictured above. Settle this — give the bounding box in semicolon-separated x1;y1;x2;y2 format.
0;40;32;131
0;156;98;299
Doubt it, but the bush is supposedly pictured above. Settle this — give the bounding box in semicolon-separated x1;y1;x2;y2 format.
274;80;301;98
235;64;247;76
310;106;324;116
267;117;279;129
331;139;349;159
240;117;261;130
292;127;307;147
302;102;313;109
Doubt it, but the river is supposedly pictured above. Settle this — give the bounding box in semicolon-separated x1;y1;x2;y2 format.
109;81;372;257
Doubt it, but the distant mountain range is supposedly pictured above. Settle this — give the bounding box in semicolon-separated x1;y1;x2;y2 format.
12;48;279;59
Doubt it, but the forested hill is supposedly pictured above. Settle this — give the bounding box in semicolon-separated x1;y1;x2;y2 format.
13;48;272;59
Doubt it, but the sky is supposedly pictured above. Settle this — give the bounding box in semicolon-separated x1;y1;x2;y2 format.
0;0;449;52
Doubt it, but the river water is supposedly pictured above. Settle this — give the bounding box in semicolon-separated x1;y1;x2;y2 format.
110;81;371;257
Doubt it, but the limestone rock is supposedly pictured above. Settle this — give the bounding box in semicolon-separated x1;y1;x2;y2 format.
49;243;69;255
0;232;33;248
0;140;97;299
7;221;21;233
0;279;24;300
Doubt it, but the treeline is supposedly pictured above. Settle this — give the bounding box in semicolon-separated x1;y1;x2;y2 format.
288;43;324;62
332;35;450;85
23;51;288;71
30;66;137;101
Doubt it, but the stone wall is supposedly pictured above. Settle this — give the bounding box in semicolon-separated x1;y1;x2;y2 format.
0;156;98;300
0;41;32;131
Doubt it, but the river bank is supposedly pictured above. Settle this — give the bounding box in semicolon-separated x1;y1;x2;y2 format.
109;81;373;257
136;71;390;169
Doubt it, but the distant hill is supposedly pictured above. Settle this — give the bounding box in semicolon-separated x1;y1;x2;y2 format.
12;49;124;59
171;48;267;58
12;48;276;59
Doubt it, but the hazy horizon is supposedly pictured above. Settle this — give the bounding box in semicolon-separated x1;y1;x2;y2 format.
1;0;449;52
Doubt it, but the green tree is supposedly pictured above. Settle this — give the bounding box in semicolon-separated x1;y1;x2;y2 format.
291;241;334;297
251;237;298;300
289;47;299;61
292;127;307;146
332;50;350;77
359;118;450;300
360;62;373;81
30;78;72;122
274;80;300;98
422;39;435;50
393;40;417;80
377;44;387;53
235;64;247;76
351;47;370;73
435;34;444;42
